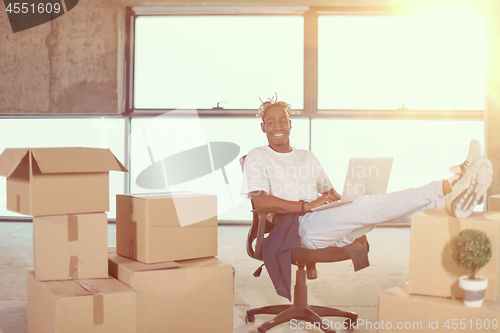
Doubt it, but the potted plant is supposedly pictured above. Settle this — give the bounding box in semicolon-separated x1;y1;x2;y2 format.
451;229;492;307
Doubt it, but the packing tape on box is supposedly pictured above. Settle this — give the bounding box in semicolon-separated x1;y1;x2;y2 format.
129;201;133;215
128;240;134;259
68;216;79;279
76;280;105;325
69;256;78;280
68;215;78;242
128;220;137;259
448;219;461;240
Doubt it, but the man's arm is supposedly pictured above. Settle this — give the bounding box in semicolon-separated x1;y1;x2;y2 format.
250;190;340;213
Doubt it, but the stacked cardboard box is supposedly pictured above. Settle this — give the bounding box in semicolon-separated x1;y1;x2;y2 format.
115;193;218;263
489;195;500;212
0;148;234;332
379;284;500;333
378;209;500;332
109;192;234;333
0;147;135;333
27;271;137;333
408;209;500;300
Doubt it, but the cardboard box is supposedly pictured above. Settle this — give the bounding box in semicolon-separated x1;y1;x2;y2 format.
116;192;217;263
489;195;500;212
27;271;136;333
108;254;234;333
33;213;108;281
378;284;500;333
409;209;500;301
0;147;127;216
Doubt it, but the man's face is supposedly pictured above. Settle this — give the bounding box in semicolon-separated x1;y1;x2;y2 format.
260;105;292;152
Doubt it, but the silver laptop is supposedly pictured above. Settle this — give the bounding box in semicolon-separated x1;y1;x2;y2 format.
311;157;394;211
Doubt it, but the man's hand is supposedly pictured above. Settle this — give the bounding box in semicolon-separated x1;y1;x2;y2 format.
304;193;341;212
328;191;342;202
323;188;341;200
251;188;341;213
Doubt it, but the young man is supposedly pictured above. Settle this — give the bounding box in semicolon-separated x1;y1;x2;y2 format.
241;99;494;249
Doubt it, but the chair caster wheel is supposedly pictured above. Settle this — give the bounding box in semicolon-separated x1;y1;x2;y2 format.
245;314;255;324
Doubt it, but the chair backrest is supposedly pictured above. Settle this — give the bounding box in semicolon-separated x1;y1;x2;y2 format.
241;155;263;259
240;155;280;260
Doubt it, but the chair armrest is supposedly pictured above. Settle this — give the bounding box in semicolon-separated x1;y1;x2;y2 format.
247;207;287;260
251;207;288;215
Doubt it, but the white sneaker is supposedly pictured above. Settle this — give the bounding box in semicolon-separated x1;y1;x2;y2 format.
445;157;493;218
449;139;483;175
449;140;485;206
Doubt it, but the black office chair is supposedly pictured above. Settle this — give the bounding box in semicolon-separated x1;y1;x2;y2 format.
241;156;370;333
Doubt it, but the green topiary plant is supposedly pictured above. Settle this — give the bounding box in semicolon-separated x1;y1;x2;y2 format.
451;229;492;280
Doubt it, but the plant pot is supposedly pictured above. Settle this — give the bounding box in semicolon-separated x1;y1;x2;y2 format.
459;276;488;307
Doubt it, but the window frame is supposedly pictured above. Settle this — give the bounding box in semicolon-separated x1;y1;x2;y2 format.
126;5;486;121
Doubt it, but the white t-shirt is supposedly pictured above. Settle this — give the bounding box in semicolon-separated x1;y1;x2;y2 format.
240;146;333;202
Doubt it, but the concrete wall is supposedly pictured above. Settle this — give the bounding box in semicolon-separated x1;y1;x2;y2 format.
0;0;121;114
0;1;122;113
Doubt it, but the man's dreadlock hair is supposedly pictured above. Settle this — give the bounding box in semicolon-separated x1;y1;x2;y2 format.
256;94;299;118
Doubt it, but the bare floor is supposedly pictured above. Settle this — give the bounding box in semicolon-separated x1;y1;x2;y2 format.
0;222;411;333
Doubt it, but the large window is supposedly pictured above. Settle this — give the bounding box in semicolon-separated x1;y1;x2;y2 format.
311;119;485;192
132;10;486;114
129;113;310;221
318;15;486;111
311;119;485;212
0;119;125;219
134;15;304;110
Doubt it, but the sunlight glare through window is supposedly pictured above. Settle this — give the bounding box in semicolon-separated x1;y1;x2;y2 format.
318;15;486;110
135;16;304;110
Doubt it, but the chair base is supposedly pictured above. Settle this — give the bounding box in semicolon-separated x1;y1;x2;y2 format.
246;304;357;333
246;265;358;333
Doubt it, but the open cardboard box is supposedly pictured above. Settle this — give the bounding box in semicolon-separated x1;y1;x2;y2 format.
409;209;500;301
108;254;234;333
33;213;108;281
27;271;136;333
116;192;217;263
489;195;500;212
0;147;127;216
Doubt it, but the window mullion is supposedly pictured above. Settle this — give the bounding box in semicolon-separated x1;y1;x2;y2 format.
304;10;318;115
125;8;136;115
